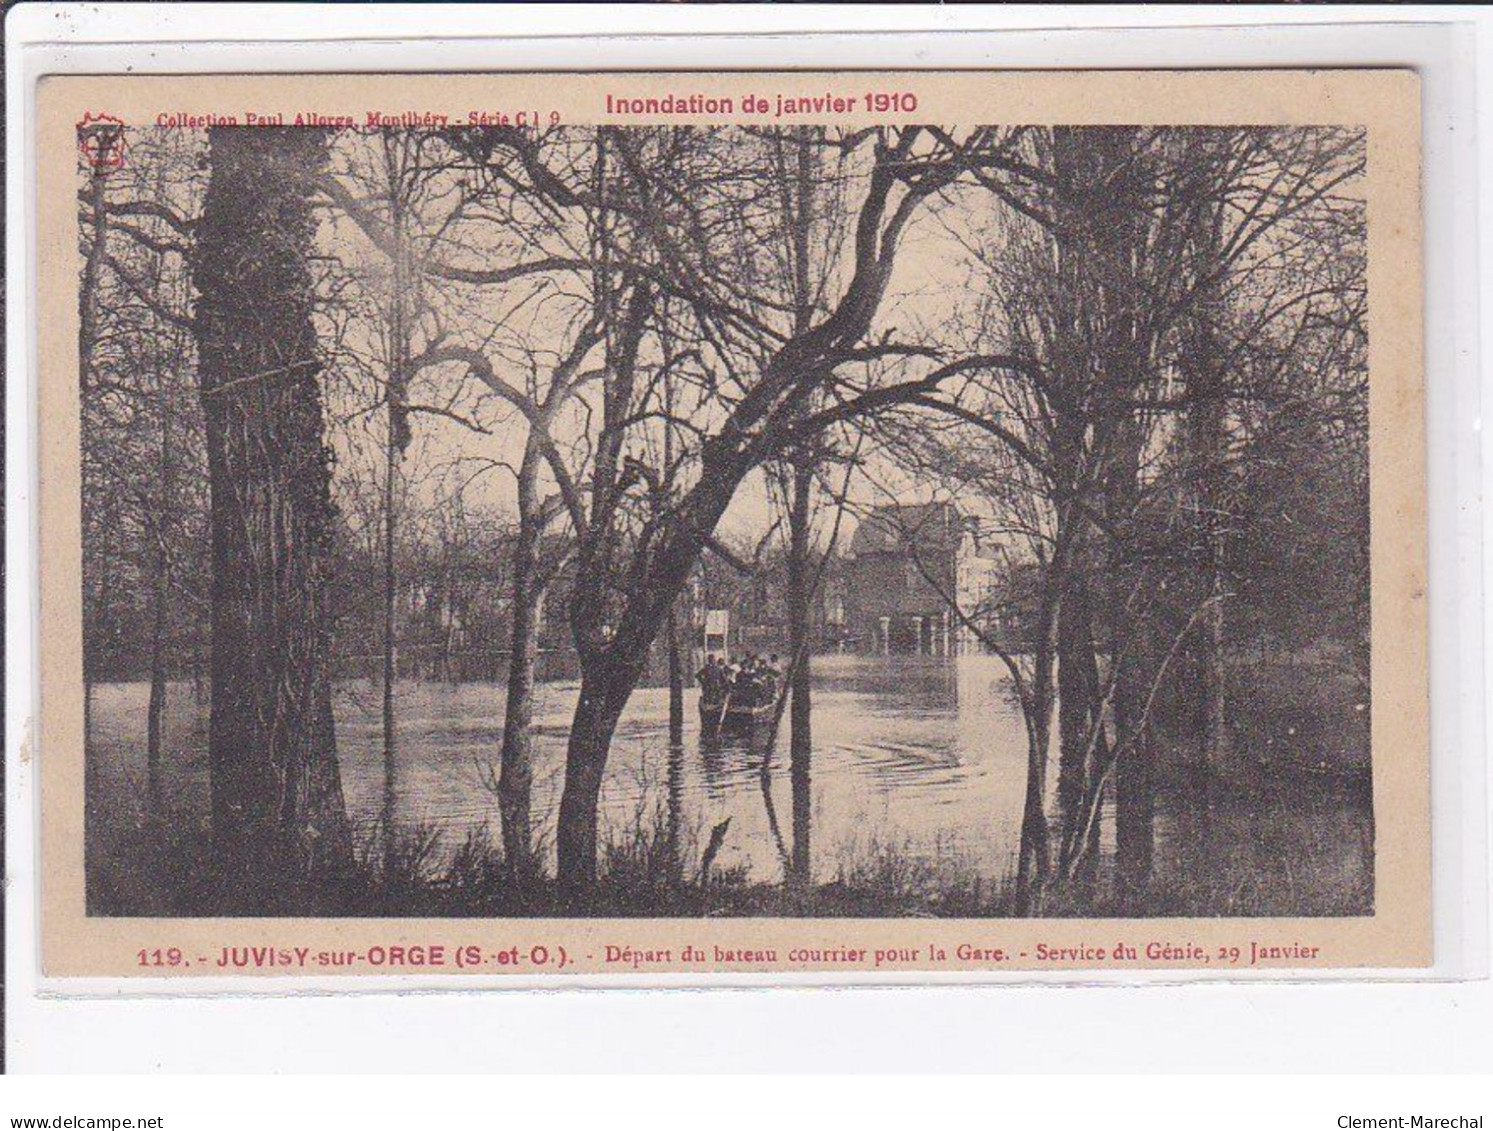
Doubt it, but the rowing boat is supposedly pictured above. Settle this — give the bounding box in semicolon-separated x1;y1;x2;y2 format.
699;697;774;731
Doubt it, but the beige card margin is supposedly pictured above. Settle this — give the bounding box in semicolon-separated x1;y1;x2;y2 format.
35;70;1429;979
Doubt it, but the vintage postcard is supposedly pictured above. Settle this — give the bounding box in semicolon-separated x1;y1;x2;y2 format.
35;69;1427;980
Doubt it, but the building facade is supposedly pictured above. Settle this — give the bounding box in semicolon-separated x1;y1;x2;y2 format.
844;502;1000;656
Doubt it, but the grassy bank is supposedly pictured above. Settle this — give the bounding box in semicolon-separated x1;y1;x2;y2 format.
88;756;1369;920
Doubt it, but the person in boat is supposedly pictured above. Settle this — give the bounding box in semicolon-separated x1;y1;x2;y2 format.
697;655;729;704
733;654;764;708
764;654;782;703
730;657;749;706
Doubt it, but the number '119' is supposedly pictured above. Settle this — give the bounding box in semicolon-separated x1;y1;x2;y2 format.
137;947;184;967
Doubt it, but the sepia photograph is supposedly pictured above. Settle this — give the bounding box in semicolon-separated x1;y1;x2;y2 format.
32;69;1428;977
75;112;1377;922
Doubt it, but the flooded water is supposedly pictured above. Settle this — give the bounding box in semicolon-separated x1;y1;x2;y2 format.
87;655;1033;886
86;653;1373;915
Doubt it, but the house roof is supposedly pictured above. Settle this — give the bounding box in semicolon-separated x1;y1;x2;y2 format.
848;502;963;558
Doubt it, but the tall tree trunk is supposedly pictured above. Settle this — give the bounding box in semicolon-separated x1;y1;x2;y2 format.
1185;302;1230;772
1014;588;1057;914
667;604;684;749
1056;562;1104;865
497;438;542;881
194;126;352;910
381;422;398;828
665;603;685;883
1053;124;1158;907
556;458;741;895
1055;557;1086;829
556;661;638;898
381;190;411;833
1103;390;1156;907
1203;549;1227;767
145;545;169;806
1113;636;1156;904
79;139;111;749
787;455;814;890
1109;413;1156;908
145;314;176;808
78;141;113;394
1015;702;1052;914
784;129;817;891
145;227;190;813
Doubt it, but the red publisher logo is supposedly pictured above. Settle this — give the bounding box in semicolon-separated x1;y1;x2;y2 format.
78;111;127;173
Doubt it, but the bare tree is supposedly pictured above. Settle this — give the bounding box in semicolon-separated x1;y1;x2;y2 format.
79;128;206;802
542;126;1029;896
918;124;1368;902
194;126;352;906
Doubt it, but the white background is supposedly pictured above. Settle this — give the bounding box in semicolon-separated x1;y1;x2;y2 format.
4;2;1490;1096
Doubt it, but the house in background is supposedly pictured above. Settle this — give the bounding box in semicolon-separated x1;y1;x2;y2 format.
844;502;1001;655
